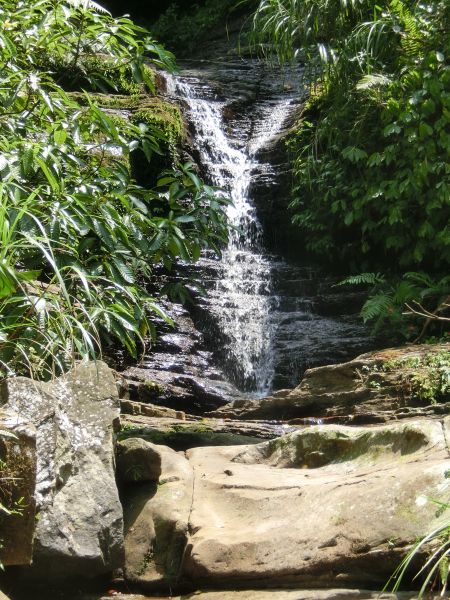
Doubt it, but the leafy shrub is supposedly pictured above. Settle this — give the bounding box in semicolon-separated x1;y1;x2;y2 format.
0;0;229;379
385;500;450;596
150;0;241;55
251;0;449;271
339;272;449;340
251;0;449;337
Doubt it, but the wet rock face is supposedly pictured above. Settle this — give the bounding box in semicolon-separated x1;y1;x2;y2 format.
160;57;378;396
179;260;377;393
172;58;305;255
120;300;243;413
209;344;450;423
119;15;377;407
0;362;123;580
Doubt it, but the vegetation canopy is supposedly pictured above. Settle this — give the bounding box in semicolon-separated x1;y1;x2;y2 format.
0;0;230;380
251;0;450;341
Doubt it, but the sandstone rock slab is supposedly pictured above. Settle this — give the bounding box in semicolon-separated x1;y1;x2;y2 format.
120;414;297;450
182;419;450;589
120;399;185;420
93;592;443;600
0;361;123;579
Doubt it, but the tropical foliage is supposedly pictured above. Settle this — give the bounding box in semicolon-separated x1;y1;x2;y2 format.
251;0;450;339
338;272;449;339
0;0;229;379
384;500;450;596
150;0;241;55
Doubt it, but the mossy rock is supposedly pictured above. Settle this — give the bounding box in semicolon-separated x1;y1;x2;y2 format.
131;97;184;146
137;379;166;402
68;92;142;110
261;421;436;469
48;53;157;95
67;92;185;182
68;93;183;144
119;422;263;451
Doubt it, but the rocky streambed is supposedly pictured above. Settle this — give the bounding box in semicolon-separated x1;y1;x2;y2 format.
1;343;449;599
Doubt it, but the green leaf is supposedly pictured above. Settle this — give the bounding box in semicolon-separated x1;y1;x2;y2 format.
53;129;67;145
341;147;368;162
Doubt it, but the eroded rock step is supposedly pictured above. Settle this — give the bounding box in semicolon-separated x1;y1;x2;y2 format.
120;412;297;450
76;592;445;600
210;344;450;424
113;416;450;595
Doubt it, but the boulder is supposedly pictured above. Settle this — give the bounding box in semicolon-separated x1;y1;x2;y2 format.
120;439;193;591
0;409;36;566
209;344;450;424
181;418;450;589
116;437;162;483
0;361;123;579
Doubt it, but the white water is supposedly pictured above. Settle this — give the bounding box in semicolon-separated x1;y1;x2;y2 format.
166;72;295;396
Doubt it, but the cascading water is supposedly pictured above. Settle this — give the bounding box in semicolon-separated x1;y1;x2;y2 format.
166;66;298;396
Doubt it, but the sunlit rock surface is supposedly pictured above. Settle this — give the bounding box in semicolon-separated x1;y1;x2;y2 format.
120;418;450;592
0;362;123;579
118;439;193;589
182;420;449;588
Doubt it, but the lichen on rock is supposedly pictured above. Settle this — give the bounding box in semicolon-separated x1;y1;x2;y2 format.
0;361;123;580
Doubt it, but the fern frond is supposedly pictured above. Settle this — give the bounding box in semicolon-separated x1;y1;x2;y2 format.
404;271;434;286
392;280;420;303
361;293;393;321
65;0;110;14
356;73;392;90
337;272;386;286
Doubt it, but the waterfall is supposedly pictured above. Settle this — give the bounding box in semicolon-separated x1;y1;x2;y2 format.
165;68;297;396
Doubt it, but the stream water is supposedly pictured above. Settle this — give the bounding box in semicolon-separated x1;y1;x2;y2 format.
164;60;374;398
166;63;301;396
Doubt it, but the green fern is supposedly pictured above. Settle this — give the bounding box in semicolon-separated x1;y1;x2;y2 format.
66;0;110;13
389;0;424;60
356;73;392;90
337;272;386;286
361;293;393;322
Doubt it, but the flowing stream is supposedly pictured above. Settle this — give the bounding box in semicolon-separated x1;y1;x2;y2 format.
164;60;374;399
166;65;299;396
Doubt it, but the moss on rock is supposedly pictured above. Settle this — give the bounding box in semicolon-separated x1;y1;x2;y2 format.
131;97;184;147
